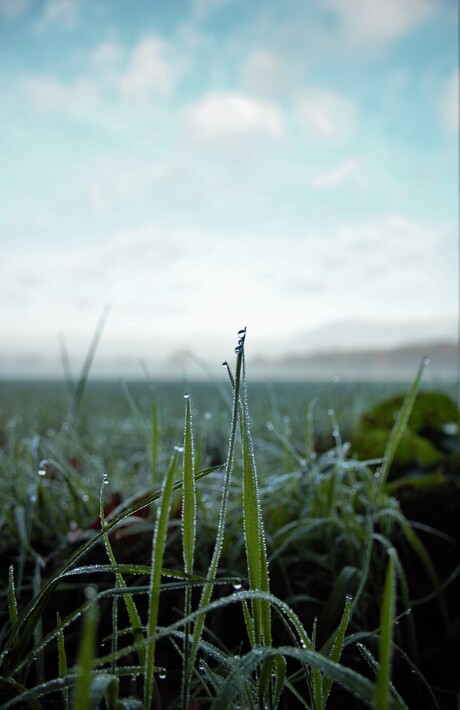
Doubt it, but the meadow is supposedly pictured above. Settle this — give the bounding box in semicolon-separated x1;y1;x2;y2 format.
0;330;458;709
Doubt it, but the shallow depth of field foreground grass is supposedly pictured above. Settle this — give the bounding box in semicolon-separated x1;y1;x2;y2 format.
0;328;459;709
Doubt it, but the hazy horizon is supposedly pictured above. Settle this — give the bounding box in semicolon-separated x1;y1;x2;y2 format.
1;0;458;378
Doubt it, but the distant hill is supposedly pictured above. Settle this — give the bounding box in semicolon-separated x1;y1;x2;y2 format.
249;341;458;380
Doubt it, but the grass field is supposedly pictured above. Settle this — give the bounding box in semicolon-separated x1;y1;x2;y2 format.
0;331;459;709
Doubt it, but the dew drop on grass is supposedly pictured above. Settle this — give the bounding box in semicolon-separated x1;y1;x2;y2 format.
238;328;246;338
332;429;339;439
204;411;212;420
174;445;184;453
327;408;334;417
158;669;167;680
103;473;109;485
81;494;89;502
184;392;190;400
266;421;274;431
332;374;340;383
232;581;242;591
37;469;46;477
422;356;431;366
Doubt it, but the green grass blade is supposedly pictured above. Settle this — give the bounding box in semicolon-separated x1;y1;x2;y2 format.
182;393;196;579
7;566;18;641
375;554;396;710
99;480;145;665
182;392;196;709
212;645;377;710
376;358;426;497
70;304;110;422
322;594;352;706
188;332;245;671
143;449;179;708
72;589;99;710
239;333;272;649
57;612;70;710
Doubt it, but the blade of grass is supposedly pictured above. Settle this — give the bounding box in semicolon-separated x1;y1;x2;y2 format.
181;392;196;709
187;333;245;675
321;594;352;707
143;449;179;708
72;588;98;710
99;478;145;664
375;554;396;710
69;304;110;423
56;612;70;710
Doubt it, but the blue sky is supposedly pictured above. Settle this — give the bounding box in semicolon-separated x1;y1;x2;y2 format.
0;0;458;377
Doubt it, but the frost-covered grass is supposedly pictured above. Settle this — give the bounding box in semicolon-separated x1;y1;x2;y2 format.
0;330;455;708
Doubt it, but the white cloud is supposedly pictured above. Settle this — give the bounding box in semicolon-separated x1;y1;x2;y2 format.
87;159;183;214
311;158;366;189
192;0;240;19
322;0;437;47
295;89;357;140
117;36;177;99
241;49;292;97
36;0;82;30
17;33;181;126
1;216;455;374
0;0;32;20
185;91;284;141
440;70;459;133
21;75;98;113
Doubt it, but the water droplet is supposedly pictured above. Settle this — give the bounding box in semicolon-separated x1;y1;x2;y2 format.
422;355;430;366
103;473;109;485
37;469;46;477
158;669;167;680
332;374;340;383
81;494;89;502
266;421;274;431
47;428;55;437
184;392;190;399
204;411;212;420
30;494;37;503
198;660;205;672
234;345;241;354
332;429;339;438
174;445;184;453
327;408;334;417
345;594;353;603
222;361;228;368
237;328;246;338
232;581;242;591
374;471;381;479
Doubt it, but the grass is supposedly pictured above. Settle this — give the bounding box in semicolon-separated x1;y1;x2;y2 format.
0;328;458;708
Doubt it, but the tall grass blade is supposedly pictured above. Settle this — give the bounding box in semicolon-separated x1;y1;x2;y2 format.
70;304;110;422
143;449;179;708
188;333;245;672
181;392;196;709
375;554;396;710
56;612;70;710
321;594;352;707
99;480;145;664
240;333;271;647
376;357;426;498
72;589;98;710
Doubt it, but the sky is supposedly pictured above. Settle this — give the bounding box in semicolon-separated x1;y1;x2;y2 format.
0;0;458;379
